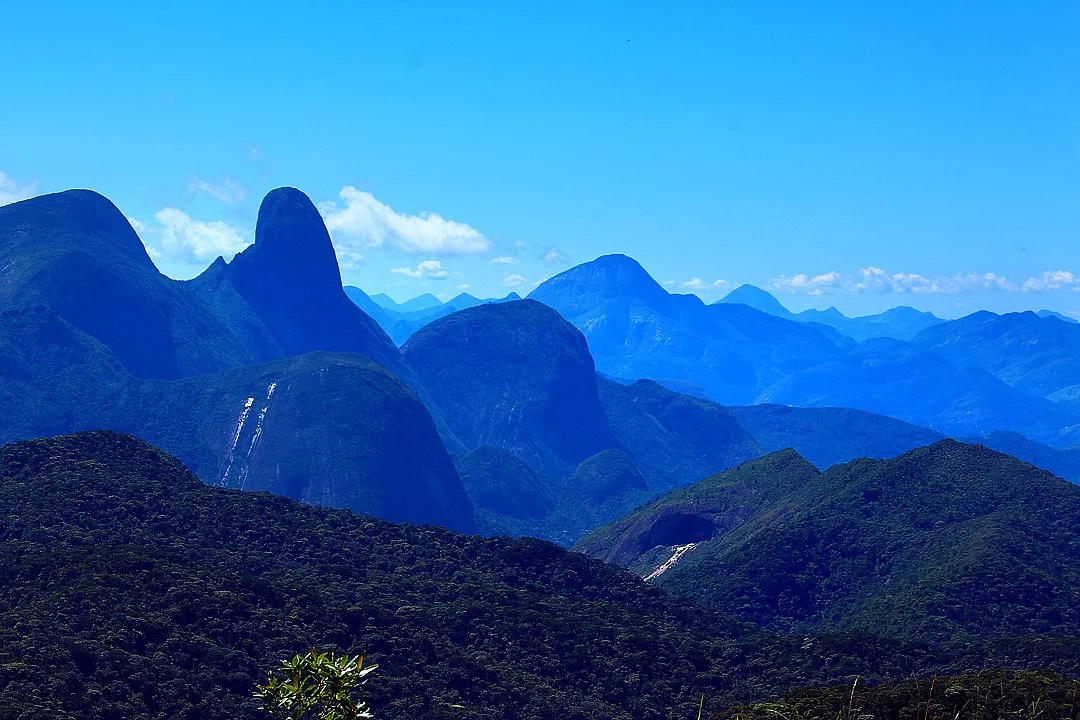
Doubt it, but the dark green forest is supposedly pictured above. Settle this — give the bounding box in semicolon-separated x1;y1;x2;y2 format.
0;431;931;720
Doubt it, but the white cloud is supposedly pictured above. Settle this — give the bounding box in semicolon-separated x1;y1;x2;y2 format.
682;277;730;291
489;255;519;265
391;259;451;279
541;246;569;264
335;249;365;271
0;171;35;206
771;271;846;296
1023;271;1080;292
132;208;250;264
457;283;471;291
186;175;247;205
503;273;527;288
772;267;1080;296
319;186;490;256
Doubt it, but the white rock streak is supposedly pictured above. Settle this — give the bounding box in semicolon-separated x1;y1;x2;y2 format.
643;543;698;582
219;386;275;488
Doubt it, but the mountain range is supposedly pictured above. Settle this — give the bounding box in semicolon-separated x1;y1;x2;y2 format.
6;185;1080;546
524;255;1080;446
345;285;521;345
578;440;1080;645
7;184;1080;716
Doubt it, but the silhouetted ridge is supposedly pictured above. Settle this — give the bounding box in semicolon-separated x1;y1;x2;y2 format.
0;189;156;269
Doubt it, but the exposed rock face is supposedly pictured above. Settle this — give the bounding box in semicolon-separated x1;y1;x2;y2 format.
403;299;619;476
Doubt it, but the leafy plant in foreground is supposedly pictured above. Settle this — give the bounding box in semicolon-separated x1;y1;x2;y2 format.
255;650;377;720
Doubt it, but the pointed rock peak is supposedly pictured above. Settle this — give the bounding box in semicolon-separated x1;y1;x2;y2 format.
0;189;155;268
236;186;341;289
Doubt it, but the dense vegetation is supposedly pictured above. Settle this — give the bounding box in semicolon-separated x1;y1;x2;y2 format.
0;431;924;720
580;441;1080;653
715;670;1080;720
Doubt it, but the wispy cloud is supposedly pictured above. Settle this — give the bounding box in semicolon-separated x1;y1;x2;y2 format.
335;249;364;271
320;186;490;256
541;246;569;264
682;277;729;291
186;175;247;205
771;266;1080;296
502;273;527;288
489;255;519;265
391;259;451;279
132;208;250;264
0;171;35;206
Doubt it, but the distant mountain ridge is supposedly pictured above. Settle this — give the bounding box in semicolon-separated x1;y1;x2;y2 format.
531;256;1080;445
717;283;944;342
347;287;522;345
528;254;846;405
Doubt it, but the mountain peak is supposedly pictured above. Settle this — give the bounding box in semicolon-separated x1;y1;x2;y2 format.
231;186;341;289
0;189;156;270
718;284;791;318
529;253;668;311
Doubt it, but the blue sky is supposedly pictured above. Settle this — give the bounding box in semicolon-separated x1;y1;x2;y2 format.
1;2;1077;318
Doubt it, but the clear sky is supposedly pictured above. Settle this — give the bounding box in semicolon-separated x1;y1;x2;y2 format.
1;2;1077;318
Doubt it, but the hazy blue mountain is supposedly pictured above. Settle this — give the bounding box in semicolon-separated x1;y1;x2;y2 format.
529;254;845;404
910;310;1080;399
347;289;524;345
454;445;555;521
718;285;943;342
0;305;475;532
370;291;443;313
728;404;945;469
343;285;395;328
1038;309;1079;324
964;430;1080;483
403;299;618;477
401;300;766;543
0;190;256;378
802;305;944;342
758;338;1080;446
719;284;795;318
597;378;762;492
579;441;1080;644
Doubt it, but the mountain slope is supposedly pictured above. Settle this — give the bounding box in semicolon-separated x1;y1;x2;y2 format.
758;339;1080;445
195;187;404;373
717;285;943;341
0;190;254;378
910;310;1080;399
0;305;474;531
403;299;619;476
580;441;1080;644
728;404;944;469
0;431;917;719
529;255;845;405
598;378;762;491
